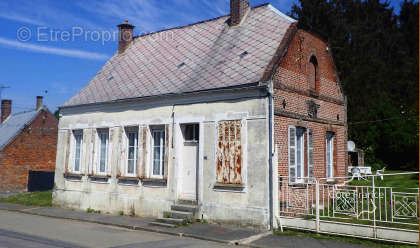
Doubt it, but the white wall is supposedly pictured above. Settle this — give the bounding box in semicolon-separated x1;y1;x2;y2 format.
53;88;271;228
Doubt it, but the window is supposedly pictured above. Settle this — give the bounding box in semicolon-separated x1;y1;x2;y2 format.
307;129;314;178
184;124;199;142
326;132;334;179
309;56;318;91
98;129;109;174
216;120;242;185
152;128;165;177
289;126;305;183
126;128;138;176
73;130;83;172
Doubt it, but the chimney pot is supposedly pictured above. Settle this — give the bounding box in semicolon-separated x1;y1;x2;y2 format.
230;0;250;26
36;96;43;111
117;20;135;54
1;99;12;124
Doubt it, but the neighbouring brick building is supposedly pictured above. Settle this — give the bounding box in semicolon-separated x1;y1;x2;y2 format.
273;29;347;183
0;96;58;192
53;0;347;229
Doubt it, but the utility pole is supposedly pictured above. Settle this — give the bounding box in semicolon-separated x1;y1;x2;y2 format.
0;84;10;102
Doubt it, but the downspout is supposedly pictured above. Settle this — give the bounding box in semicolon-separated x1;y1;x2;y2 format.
267;83;274;230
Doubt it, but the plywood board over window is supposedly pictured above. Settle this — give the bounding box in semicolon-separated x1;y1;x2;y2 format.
216;120;242;185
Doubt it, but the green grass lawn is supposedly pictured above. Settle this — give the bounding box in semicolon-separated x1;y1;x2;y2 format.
0;191;52;207
349;170;419;189
274;228;416;248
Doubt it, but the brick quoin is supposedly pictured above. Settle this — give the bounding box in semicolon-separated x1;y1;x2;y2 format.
273;29;347;181
0;110;58;192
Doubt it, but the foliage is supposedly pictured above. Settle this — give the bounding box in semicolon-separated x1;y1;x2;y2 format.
291;0;419;170
0;191;52;207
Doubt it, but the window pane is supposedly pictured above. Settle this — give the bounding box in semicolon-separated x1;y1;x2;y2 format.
296;133;302;178
128;159;134;174
152;130;162;175
99;132;108;173
74;133;82;172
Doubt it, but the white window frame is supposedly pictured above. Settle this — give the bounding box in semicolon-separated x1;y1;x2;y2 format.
150;128;165;179
96;129;109;176
288;126;304;183
307;129;314;178
326;132;334;179
125;127;138;177
71;130;83;173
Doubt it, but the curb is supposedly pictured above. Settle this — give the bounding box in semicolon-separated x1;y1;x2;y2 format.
0;206;266;248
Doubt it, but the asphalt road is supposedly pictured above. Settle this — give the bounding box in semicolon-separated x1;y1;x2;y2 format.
0;210;230;248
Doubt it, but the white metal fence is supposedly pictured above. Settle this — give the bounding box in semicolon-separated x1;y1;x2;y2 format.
278;172;419;244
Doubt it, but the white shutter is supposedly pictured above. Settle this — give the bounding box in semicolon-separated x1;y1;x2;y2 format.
288;126;297;183
307;129;313;178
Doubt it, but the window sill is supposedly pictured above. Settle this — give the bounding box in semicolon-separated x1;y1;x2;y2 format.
64;173;83;181
89;175;110;184
141;178;167;187
118;176;140;186
213;183;246;192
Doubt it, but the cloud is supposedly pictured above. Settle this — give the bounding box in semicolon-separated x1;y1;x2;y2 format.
0;12;46;26
0;37;110;60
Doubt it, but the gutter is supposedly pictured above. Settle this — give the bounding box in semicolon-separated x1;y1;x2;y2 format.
267;83;274;230
59;83;263;110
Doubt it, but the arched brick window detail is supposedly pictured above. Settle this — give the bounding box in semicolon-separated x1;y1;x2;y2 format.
309;55;318;91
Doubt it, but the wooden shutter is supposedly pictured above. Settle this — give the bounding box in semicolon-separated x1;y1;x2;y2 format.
64;130;71;174
90;129;97;176
288;126;296;183
138;125;147;179
307;129;314;178
116;127;123;177
135;126;142;178
163;125;169;180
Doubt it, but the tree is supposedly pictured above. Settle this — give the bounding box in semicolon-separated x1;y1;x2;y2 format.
291;0;419;170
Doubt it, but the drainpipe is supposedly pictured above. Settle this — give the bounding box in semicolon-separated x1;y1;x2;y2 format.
267;83;274;230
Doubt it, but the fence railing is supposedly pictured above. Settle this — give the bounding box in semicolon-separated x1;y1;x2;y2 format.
278;172;419;243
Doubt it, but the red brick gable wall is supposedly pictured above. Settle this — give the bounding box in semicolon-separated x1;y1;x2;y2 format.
0;110;58;192
273;29;347;180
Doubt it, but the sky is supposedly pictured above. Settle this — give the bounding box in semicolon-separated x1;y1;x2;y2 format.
0;0;406;113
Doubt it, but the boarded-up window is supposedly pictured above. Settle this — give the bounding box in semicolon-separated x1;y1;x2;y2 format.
216;120;242;185
309;56;318;90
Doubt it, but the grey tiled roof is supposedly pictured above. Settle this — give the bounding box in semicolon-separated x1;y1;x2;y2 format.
0;110;39;150
64;4;296;107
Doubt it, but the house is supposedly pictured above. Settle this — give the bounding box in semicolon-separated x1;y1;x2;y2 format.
0;96;58;192
53;0;347;229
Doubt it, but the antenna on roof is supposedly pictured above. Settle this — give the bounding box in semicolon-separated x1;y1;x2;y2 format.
0;84;10;102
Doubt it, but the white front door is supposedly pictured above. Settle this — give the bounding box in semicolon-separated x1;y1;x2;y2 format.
180;124;199;200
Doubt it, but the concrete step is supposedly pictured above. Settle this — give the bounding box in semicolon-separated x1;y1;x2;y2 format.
171;204;197;213
149;221;177;228
163;210;193;220
177;199;197;206
155;217;185;225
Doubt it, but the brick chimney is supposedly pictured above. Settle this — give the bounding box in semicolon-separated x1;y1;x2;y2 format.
230;0;250;26
1;99;11;124
117;20;135;54
36;96;43;111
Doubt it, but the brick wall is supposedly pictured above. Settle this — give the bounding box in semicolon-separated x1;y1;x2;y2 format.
273;29;347;180
0;110;58;192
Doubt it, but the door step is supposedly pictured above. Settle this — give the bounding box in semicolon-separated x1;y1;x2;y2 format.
150;200;198;228
163;210;193;221
177;199;197;206
171;204;197;213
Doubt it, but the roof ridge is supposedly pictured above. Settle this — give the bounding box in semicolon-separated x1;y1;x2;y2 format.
133;3;270;40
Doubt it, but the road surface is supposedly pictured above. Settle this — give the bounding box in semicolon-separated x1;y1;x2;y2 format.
0;210;230;248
